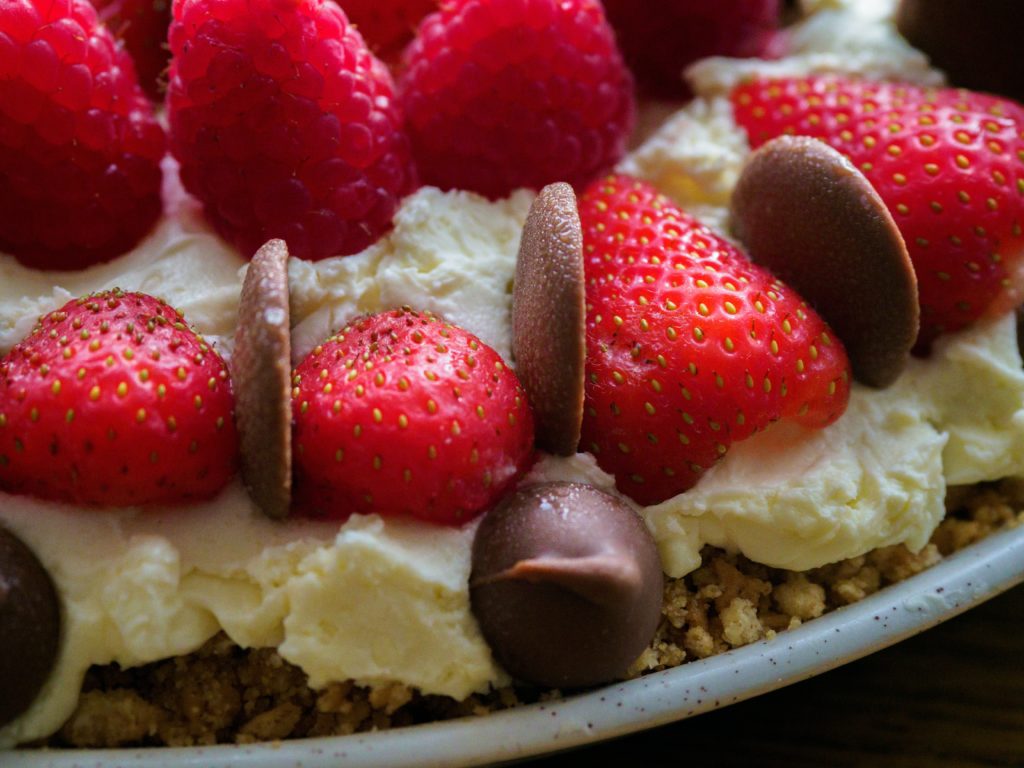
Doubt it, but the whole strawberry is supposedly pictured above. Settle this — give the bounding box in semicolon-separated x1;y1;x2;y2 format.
0;290;238;506
167;0;417;260
398;0;635;199
340;0;436;64
730;76;1024;350
92;0;172;100
0;0;166;270
580;175;850;505
292;308;535;524
603;0;782;98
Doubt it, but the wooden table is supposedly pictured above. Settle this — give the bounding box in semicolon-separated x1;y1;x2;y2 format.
526;583;1024;767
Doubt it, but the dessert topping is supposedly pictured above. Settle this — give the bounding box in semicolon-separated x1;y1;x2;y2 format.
291;308;534;524
397;0;635;199
0;524;60;727
91;0;172;101
0;290;238;506
340;0;437;65
470;481;663;689
233;239;293;520
730;75;1024;351
0;0;166;270
731;135;918;387
512;183;586;456
580;174;851;505
603;0;783;98
167;0;417;261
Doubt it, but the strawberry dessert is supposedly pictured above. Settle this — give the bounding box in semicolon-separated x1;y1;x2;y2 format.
0;0;1023;751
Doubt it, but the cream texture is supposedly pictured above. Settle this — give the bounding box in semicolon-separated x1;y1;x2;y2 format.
2;0;1024;750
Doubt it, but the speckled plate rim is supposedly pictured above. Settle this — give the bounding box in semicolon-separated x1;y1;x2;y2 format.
7;523;1024;768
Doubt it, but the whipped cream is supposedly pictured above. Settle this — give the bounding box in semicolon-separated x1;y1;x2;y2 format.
2;0;1024;749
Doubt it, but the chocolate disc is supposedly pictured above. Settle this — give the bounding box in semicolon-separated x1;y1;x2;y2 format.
512;183;586;456
731;135;919;388
0;525;61;726
232;239;293;519
897;0;1024;102
470;482;663;689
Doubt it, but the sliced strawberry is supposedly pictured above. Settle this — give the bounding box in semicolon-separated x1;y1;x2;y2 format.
0;290;238;506
580;175;850;505
291;308;535;525
730;76;1024;350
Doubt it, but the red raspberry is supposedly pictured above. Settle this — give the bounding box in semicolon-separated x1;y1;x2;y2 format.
398;0;635;199
92;0;173;100
603;0;782;98
167;0;417;261
340;0;436;64
0;0;166;271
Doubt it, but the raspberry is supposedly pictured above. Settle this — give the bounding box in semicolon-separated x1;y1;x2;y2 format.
92;0;173;100
603;0;782;98
0;0;166;270
167;0;417;261
398;0;635;199
339;0;436;64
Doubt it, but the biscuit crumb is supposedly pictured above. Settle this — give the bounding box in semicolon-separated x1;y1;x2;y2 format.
47;480;1022;748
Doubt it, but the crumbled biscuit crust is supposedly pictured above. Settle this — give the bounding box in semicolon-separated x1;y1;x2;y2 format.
46;480;1023;748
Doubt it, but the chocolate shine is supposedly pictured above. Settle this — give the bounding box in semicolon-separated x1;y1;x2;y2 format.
232;238;293;519
0;524;61;726
470;482;663;689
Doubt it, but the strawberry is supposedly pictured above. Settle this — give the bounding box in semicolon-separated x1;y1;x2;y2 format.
580;175;850;505
0;0;166;270
291;308;535;524
92;0;172;100
0;290;238;506
397;0;635;199
167;0;417;260
603;0;782;98
339;0;436;65
730;76;1024;350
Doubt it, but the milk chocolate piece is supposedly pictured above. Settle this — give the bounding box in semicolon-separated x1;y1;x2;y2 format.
0;524;60;726
233;239;293;519
731;135;919;388
470;482;663;689
897;1;1024;102
512;183;586;456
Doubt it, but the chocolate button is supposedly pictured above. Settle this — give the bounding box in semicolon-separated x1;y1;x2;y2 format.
731;135;919;388
470;482;663;689
0;524;61;726
512;183;586;456
232;239;293;519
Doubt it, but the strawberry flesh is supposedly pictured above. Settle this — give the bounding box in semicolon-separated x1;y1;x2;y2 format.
292;309;535;525
0;290;238;506
580;175;850;505
730;76;1024;350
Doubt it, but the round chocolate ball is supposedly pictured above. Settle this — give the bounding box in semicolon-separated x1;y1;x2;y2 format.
0;524;61;726
470;482;663;689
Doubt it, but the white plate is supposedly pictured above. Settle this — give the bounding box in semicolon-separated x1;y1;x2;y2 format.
7;522;1023;768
